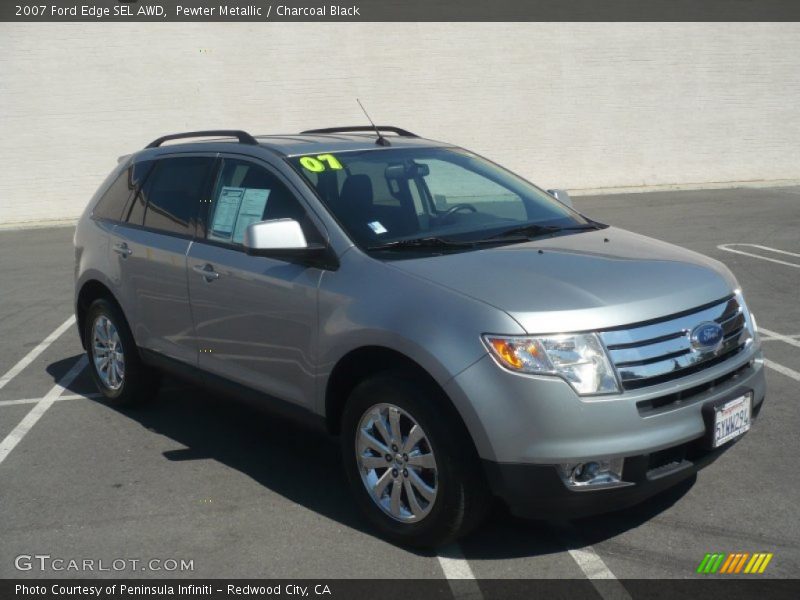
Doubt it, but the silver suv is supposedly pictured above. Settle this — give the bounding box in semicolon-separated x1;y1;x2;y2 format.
74;127;765;547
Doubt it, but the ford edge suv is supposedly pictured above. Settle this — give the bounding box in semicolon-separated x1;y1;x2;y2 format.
74;127;765;547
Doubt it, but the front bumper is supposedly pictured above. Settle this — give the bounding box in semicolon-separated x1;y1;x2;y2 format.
444;347;765;463
444;345;765;517
482;407;761;519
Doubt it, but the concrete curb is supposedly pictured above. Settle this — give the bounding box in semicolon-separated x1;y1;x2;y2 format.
570;179;800;197
0;219;78;232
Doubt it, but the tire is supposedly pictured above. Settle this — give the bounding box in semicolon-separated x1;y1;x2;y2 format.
83;298;160;407
341;371;489;548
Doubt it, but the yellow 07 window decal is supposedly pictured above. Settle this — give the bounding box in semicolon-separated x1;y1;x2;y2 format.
299;154;343;172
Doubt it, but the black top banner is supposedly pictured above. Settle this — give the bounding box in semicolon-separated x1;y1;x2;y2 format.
3;0;800;22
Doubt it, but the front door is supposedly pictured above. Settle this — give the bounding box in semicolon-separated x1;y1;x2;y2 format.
187;156;324;408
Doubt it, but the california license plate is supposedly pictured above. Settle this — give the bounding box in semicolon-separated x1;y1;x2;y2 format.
712;393;752;448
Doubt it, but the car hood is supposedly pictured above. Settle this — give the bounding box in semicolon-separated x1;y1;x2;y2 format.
387;227;738;333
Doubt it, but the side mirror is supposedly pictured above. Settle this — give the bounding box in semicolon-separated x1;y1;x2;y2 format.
243;219;338;270
244;218;309;251
547;188;573;208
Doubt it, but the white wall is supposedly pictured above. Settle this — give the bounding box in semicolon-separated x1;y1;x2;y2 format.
1;23;798;225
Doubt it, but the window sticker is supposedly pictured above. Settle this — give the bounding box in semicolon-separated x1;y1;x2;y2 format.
232;188;270;243
209;187;244;241
367;221;388;235
299;154;343;172
209;186;271;244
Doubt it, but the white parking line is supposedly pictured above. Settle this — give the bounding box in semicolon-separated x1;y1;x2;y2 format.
0;392;100;407
437;544;483;600
737;245;800;259
751;326;800;381
0;356;86;467
759;327;800;350
556;524;632;600
718;244;800;268
764;359;800;382
0;316;76;391
0;384;183;408
760;334;800;342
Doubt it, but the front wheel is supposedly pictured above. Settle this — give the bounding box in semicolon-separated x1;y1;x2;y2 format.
341;372;489;547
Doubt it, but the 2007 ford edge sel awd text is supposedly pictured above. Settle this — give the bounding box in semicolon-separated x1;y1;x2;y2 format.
74;127;765;547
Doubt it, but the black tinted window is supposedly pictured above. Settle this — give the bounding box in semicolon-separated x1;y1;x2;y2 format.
126;191;146;226
93;167;132;221
142;157;215;236
95;160;154;222
205;158;320;246
122;160;157;225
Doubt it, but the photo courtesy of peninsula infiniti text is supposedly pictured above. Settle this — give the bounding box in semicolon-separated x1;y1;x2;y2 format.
74;127;765;547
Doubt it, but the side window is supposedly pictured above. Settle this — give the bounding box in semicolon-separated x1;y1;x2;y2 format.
94;160;154;222
140;156;215;236
93;165;132;221
205;158;320;246
122;160;156;226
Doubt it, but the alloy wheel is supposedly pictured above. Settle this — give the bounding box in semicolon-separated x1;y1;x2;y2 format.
355;403;438;523
92;315;125;391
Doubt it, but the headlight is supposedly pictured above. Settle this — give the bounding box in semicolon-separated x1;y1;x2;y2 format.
483;333;620;395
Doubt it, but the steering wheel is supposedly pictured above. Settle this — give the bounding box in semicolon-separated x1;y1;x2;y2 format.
441;203;477;219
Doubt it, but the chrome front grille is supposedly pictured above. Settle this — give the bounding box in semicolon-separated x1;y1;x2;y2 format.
599;295;752;390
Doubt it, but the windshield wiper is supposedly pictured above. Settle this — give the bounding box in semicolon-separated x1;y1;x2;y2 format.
367;234;538;251
367;236;476;251
483;222;604;241
368;233;544;251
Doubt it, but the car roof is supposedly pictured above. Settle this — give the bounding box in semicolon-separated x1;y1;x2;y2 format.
254;133;452;156
130;129;453;162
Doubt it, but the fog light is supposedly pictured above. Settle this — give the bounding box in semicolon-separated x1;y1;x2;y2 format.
574;462;601;483
557;457;630;490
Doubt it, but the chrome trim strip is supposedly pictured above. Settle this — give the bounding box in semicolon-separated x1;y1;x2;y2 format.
609;335;692;365
600;296;751;388
601;298;738;348
616;334;748;383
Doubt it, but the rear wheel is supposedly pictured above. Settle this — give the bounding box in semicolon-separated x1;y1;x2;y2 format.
84;298;160;406
341;372;489;547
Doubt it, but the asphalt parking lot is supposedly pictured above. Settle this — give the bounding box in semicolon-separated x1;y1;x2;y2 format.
0;186;798;592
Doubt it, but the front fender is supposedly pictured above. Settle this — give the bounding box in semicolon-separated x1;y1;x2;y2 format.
315;250;524;424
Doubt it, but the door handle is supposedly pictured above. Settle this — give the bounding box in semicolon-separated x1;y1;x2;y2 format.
192;263;220;281
112;242;132;257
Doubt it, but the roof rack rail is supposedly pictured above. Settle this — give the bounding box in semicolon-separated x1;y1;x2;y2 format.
145;130;259;149
300;126;418;138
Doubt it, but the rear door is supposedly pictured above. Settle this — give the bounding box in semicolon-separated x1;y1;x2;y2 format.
186;155;324;408
112;153;217;365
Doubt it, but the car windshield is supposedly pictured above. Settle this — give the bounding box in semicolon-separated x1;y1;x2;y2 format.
288;147;592;252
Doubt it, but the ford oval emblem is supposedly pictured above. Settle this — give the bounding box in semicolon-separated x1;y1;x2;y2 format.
690;321;724;352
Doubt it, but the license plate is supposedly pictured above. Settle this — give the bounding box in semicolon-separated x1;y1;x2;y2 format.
712;393;752;448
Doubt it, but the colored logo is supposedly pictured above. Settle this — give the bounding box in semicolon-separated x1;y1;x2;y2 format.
697;552;773;574
690;321;724;352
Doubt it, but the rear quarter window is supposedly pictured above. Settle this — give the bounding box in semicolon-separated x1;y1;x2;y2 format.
93;164;134;221
94;159;155;223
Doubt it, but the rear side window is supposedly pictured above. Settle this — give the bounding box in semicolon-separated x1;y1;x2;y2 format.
141;156;215;236
94;160;154;222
